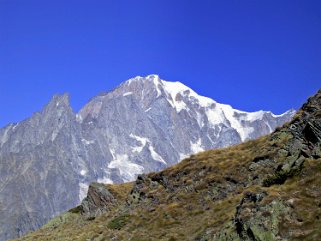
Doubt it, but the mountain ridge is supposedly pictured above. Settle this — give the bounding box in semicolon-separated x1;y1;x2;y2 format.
0;75;294;240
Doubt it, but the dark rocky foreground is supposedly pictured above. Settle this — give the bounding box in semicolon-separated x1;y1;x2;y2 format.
14;89;321;241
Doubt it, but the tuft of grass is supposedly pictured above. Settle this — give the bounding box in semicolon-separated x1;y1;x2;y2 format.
107;214;130;230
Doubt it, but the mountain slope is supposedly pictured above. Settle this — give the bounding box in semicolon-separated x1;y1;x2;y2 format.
77;74;294;183
14;88;321;241
0;75;294;240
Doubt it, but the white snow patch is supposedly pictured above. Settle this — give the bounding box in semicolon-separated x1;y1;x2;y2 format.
123;92;133;97
80;169;87;176
196;95;216;108
124;76;217;112
130;134;149;144
81;138;95;145
76;114;83;123
161;80;216;111
108;153;144;182
271;109;296;118
145;107;152;112
161;81;189;112
79;183;89;202
132;145;144;153
97;176;113;184
218;103;254;141
243;110;265;121
151;76;162;97
216;104;286;141
179;153;189;160
56;102;59;107
149;145;166;164
190;138;204;154
174;99;187;112
206;107;226;126
129;134;166;164
130;134;149;152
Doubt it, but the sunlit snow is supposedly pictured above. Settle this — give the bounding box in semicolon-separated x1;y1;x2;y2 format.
123;92;133;97
108;152;144;182
79;183;89;202
80;169;87;176
190;138;204;154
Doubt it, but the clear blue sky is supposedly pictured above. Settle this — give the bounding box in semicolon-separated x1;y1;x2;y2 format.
0;0;320;128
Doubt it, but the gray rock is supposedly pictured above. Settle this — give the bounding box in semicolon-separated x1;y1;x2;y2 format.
80;183;116;217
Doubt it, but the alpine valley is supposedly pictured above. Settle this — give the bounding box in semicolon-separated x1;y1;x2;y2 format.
0;75;294;240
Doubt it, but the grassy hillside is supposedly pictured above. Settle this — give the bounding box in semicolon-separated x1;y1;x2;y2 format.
13;90;321;241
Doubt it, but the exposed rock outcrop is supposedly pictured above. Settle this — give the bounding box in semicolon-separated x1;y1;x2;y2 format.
80;183;116;217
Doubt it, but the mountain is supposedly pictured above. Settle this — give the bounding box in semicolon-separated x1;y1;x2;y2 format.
0;75;294;240
14;88;321;241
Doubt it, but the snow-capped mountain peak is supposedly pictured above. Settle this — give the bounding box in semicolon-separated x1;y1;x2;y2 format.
80;75;294;142
0;74;295;240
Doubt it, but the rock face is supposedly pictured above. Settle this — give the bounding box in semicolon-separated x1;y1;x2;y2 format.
0;75;294;240
79;183;116;217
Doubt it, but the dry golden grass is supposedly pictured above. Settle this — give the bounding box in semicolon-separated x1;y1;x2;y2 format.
13;130;321;241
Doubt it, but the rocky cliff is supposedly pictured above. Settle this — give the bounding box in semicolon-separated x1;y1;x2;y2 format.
0;75;294;240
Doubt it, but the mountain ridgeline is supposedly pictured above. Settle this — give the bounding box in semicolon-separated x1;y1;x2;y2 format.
15;89;321;241
0;75;294;240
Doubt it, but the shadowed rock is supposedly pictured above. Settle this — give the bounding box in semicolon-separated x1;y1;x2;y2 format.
80;183;116;217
